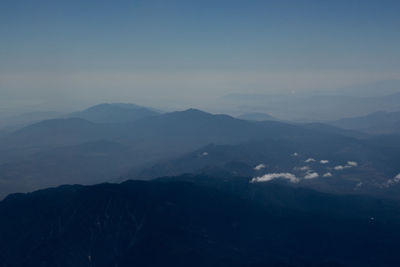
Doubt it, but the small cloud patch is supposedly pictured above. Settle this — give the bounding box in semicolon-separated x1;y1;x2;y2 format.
250;173;299;184
384;173;400;187
304;172;319;179
320;160;329;164
295;166;310;171
254;164;266;171
334;161;358;170
347;161;358;167
305;158;316;163
323;172;333;177
334;165;346;170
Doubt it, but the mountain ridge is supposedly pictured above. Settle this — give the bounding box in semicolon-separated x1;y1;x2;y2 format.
1;176;400;266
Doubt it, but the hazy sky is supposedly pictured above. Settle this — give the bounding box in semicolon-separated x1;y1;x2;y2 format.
1;0;400;113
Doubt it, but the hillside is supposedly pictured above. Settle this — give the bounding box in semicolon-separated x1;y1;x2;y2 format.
1;176;400;266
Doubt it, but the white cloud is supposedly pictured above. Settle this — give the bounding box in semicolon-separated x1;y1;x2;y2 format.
320;160;329;164
347;161;358;167
334;161;357;170
202;152;208;156
291;152;299;157
295;166;310;171
334;165;345;170
384;173;400;187
304;172;319;179
323;172;333;177
254;164;266;171
250;173;299;183
305;158;316;163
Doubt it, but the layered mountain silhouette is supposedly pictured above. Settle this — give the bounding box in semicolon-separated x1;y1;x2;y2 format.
1;103;400;266
0;105;399;198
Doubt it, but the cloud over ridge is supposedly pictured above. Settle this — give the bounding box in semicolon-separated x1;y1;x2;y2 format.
250;173;299;184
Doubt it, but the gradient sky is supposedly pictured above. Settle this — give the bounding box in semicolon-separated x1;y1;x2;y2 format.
1;0;400;113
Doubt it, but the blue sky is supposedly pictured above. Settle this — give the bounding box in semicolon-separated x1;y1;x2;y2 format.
1;0;400;111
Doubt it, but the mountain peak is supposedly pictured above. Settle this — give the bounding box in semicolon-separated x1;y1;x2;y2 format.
68;103;160;123
167;108;212;118
87;103;143;111
183;108;209;114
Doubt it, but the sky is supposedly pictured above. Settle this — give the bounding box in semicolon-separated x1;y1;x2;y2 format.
1;0;400;113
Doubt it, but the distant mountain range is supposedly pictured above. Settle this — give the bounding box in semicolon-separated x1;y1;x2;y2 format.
219;92;400;121
0;103;159;132
0;108;309;196
1;102;400;266
0;103;399;198
328;111;400;134
1;175;400;266
237;112;277;121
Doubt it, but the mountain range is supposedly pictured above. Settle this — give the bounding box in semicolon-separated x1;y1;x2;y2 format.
0;103;399;199
1;102;400;266
218;92;400;121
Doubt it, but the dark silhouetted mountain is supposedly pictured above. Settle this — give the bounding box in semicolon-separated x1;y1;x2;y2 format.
68;103;160;123
1;176;400;266
237;112;276;121
328;111;400;134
